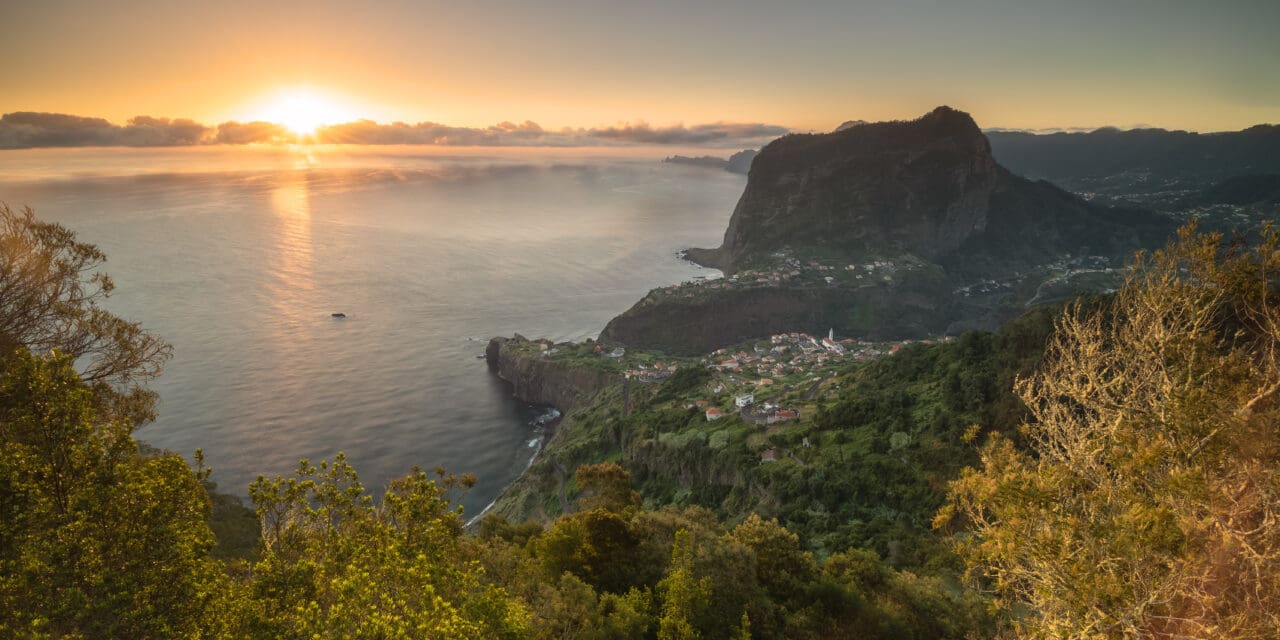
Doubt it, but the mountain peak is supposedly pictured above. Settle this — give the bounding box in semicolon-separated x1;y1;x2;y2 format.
918;105;981;135
687;108;999;271
685;107;1169;276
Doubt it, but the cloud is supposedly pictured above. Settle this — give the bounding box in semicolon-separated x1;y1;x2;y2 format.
0;111;789;149
0;112;211;148
586;122;789;145
313;119;566;146
117;116;209;146
214;120;291;144
315;119;787;147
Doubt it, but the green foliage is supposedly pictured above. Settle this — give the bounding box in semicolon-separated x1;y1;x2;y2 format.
482;470;991;640
575;462;641;514
654;366;712;404
0;350;231;639
0;204;1002;639
658;529;712;640
759;308;1059;563
246;457;528;639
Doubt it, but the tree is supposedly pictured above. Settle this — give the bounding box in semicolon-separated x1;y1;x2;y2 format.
939;225;1280;638
247;457;528;639
575;462;641;514
730;514;817;602
658;529;711;640
0;350;232;639
534;507;642;594
0;203;171;424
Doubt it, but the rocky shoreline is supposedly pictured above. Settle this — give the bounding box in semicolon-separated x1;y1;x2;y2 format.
482;335;623;522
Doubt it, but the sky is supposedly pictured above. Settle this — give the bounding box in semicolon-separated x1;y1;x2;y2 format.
2;0;1277;139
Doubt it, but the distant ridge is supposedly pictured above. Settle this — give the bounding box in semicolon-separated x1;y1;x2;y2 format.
987;124;1280;187
662;149;758;175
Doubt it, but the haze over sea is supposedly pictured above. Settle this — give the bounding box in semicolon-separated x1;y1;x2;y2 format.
0;145;743;515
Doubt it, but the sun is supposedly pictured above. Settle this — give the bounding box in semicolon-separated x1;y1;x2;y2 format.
252;86;355;136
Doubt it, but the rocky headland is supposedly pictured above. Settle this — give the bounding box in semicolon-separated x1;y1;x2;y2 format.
663;149;758;175
485;335;618;414
610;106;1173;353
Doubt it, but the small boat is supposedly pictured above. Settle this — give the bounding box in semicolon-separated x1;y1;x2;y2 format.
331;312;347;319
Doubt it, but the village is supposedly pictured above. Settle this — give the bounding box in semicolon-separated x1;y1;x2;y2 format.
523;325;949;466
690;330;949;431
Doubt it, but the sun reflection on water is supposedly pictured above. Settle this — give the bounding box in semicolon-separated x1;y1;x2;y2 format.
267;171;315;325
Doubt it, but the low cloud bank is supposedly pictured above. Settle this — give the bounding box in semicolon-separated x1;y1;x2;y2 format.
314;119;564;146
0;111;789;149
588;122;788;145
0;112;210;148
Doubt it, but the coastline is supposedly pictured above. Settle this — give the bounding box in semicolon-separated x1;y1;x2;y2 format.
465;404;561;527
474;335;622;524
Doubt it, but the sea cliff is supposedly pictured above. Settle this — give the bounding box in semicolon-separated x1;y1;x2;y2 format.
485;335;617;414
600;278;975;356
483;336;623;521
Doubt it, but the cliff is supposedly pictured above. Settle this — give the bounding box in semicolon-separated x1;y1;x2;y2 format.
485;335;618;414
599;274;1000;356
686;106;1171;276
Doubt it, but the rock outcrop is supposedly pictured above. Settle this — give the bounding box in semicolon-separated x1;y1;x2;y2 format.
686;106;1171;276
485;336;617;414
611;107;1176;354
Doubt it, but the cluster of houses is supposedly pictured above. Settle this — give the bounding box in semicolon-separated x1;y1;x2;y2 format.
693;393;800;426
843;259;903;284
624;361;677;383
704;330;935;381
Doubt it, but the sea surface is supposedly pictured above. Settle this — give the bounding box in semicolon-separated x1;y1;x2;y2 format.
0;144;743;515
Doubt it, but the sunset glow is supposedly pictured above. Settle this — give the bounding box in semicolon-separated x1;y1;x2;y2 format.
248;87;356;135
3;1;1277;134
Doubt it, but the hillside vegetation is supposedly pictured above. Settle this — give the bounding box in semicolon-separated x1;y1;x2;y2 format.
4;202;1279;638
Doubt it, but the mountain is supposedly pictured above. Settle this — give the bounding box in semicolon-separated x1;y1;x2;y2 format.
685;106;1169;277
603;107;1174;354
987;124;1280;191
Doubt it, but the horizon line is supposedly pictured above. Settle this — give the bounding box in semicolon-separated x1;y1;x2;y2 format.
1;109;1275;151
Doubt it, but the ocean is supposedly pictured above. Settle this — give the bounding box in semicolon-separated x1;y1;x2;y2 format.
0;144;743;515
